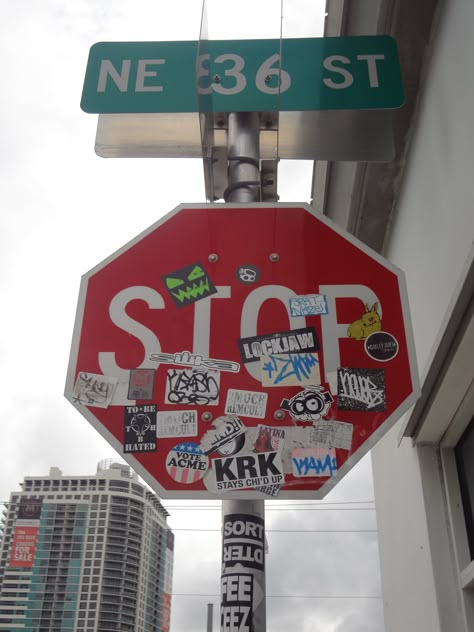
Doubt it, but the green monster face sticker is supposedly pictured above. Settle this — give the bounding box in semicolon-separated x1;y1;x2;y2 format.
163;262;218;308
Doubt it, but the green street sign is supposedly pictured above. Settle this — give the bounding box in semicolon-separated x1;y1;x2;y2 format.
81;36;403;114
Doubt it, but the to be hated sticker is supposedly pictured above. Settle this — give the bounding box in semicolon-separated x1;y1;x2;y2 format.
124;405;157;453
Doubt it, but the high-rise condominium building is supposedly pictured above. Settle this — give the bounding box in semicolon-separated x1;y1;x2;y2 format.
0;460;174;632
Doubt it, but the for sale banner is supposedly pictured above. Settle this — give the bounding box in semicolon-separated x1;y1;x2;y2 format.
9;526;39;568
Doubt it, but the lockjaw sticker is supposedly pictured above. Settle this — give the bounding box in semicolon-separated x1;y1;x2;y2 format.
260;352;321;387
163;262;217;308
280;386;333;422
337;368;386;411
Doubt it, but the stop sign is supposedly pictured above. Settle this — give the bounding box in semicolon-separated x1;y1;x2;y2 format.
65;203;419;499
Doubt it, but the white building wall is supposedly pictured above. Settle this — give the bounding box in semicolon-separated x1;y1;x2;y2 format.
372;0;474;630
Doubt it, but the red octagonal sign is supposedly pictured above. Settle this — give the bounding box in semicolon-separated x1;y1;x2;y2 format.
65;203;420;499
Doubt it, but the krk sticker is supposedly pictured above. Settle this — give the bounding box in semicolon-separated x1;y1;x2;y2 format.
365;331;399;361
289;294;328;316
280;386;333;422
157;410;198;438
124;405;157;453
236;264;260;284
253;425;285;454
163;262;217;308
165;368;220;406
71;372;117;408
260;353;321;387
166;442;208;483
128;368;155;400
238;326;319;364
337;368;386;411
213;451;284;492
225;389;268;419
292;447;337;477
200;415;246;456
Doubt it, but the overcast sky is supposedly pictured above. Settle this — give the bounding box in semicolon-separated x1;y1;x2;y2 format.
0;1;383;631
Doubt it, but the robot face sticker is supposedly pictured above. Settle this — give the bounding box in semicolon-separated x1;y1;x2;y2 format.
280;386;333;423
163;262;217;308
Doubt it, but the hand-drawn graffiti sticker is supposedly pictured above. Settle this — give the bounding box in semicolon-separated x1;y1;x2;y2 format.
127;368;155;400
224;389;268;419
292;446;337;478
260;352;321;388
71;372;117;408
365;331;399;361
123;404;157;453
199;415;247;456
280;386;333;422
165;442;208;484
236;264;260;284
347;302;382;340
165;367;220;406
162;262;217;308
289;294;328;317
337;367;386;412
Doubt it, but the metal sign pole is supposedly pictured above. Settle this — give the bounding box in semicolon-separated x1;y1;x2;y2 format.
220;111;266;632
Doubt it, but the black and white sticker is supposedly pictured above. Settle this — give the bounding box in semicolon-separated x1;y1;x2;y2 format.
221;573;254;632
222;513;265;572
337;368;386;412
213;451;284;492
124;405;157;453
225;389;268;419
238;326;319;364
365;331;399;361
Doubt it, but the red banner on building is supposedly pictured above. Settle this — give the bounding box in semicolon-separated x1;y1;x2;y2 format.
9;526;39;568
162;592;171;632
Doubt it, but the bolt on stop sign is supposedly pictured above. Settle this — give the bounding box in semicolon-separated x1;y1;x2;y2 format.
65;203;420;499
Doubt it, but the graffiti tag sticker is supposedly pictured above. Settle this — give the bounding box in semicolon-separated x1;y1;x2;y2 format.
71;372;117;408
260;352;321;387
157;410;198;438
280;386;333;422
365;331;399;361
127;368;155;400
292;447;337;478
163;262;217;308
238;326;319;364
236;264;260;284
225;389;268;419
124;405;157;453
150;350;239;373
289;294;328;316
337;368;386;411
200;415;246;456
165;368;220;406
166;442;208;483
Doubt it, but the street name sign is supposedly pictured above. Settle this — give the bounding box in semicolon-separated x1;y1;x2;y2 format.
81;36;403;114
65;203;419;499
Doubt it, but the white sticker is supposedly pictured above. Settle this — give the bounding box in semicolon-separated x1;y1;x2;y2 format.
291;447;337;477
71;372;117;408
165;368;220;406
199;416;246;456
289;294;328;316
213;451;284;492
157;410;198;438
260;353;321;387
309;420;353;451
225;389;268;419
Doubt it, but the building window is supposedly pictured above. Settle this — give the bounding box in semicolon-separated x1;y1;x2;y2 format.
455;417;474;559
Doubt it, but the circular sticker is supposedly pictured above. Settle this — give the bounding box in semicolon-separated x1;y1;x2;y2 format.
365;331;399;361
236;264;260;284
166;442;208;484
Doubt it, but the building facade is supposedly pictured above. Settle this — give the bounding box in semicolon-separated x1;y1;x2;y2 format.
317;0;474;630
0;460;173;632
